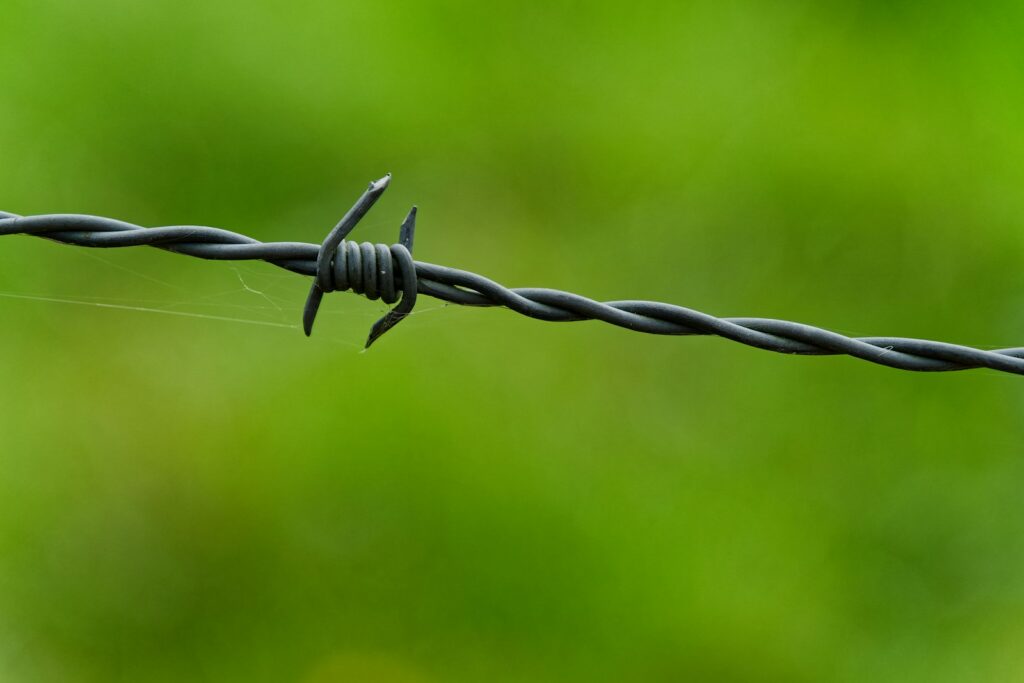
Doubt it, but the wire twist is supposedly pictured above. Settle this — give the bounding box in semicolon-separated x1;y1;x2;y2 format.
2;174;1022;373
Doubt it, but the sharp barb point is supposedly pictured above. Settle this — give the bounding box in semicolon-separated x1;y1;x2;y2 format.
399;206;417;251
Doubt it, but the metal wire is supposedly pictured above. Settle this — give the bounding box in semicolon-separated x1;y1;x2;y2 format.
2;174;1022;374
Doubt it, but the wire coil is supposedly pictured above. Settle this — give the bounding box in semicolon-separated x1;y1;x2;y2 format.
2;175;1022;374
330;241;404;304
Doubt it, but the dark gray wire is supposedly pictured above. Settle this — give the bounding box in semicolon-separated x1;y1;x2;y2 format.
1;192;1021;373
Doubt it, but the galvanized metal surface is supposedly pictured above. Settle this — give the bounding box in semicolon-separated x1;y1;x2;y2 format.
2;176;1021;373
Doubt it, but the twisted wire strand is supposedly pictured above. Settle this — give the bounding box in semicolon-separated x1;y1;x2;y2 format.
2;182;1022;373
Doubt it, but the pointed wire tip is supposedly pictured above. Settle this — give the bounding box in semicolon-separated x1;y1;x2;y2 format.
369;173;392;193
365;311;408;349
399;205;417;251
364;322;385;349
302;283;324;337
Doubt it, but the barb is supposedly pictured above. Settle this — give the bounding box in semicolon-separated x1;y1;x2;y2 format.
1;177;1022;373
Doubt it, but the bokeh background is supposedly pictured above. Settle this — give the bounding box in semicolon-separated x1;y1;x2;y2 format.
2;2;1023;681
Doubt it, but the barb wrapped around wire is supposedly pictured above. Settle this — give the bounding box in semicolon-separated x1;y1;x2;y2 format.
2;174;1023;373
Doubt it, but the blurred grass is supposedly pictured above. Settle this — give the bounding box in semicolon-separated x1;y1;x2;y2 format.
2;1;1024;681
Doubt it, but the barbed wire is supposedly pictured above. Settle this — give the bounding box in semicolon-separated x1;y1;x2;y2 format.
2;174;1022;374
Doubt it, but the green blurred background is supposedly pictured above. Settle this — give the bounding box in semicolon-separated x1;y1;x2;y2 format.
2;2;1023;681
